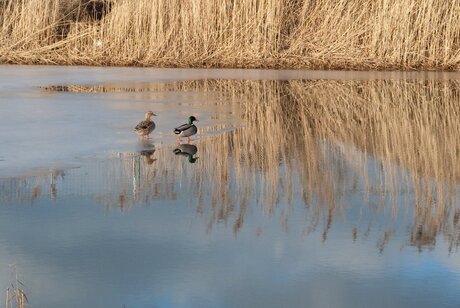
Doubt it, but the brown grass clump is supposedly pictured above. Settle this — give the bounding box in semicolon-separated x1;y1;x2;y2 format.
1;0;460;69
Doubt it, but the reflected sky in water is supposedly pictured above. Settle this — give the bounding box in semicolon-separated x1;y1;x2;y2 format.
0;66;460;307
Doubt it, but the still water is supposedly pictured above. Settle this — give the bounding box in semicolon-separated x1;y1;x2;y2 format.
0;65;460;307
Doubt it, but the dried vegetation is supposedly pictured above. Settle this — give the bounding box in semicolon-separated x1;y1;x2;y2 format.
1;0;460;69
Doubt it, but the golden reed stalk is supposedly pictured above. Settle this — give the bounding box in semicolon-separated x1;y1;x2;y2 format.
1;0;460;69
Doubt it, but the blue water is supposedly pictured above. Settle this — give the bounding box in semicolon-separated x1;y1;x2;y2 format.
0;66;459;308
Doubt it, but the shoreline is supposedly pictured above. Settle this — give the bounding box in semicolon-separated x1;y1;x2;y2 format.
1;59;458;72
2;64;460;81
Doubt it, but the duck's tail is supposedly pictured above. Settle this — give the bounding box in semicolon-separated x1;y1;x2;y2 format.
174;129;181;134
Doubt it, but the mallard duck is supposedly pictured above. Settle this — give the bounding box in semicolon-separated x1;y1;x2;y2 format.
174;116;198;143
134;111;157;137
173;144;198;163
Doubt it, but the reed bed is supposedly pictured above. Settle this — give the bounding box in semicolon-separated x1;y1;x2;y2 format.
1;0;460;69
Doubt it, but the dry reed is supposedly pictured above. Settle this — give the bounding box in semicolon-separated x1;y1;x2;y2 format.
1;0;460;69
4;268;29;308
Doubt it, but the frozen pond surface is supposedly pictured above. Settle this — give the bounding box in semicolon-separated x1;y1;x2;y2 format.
1;65;460;307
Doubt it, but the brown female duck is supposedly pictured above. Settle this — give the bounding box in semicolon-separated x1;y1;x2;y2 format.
134;111;157;138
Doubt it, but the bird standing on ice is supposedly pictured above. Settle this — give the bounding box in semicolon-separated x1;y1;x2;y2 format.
174;116;198;143
134;111;157;138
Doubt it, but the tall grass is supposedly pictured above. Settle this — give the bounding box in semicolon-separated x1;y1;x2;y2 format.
1;0;460;69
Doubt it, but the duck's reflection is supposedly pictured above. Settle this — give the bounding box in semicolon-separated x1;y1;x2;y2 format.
140;149;156;165
133;143;156;198
173;144;198;163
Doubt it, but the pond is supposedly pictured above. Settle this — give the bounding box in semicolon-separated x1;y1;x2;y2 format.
0;65;460;308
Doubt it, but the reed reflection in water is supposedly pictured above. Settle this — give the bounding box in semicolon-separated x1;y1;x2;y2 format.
2;78;460;252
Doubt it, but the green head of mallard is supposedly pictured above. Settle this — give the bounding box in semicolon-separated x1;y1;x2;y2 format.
188;156;199;163
188;116;198;124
